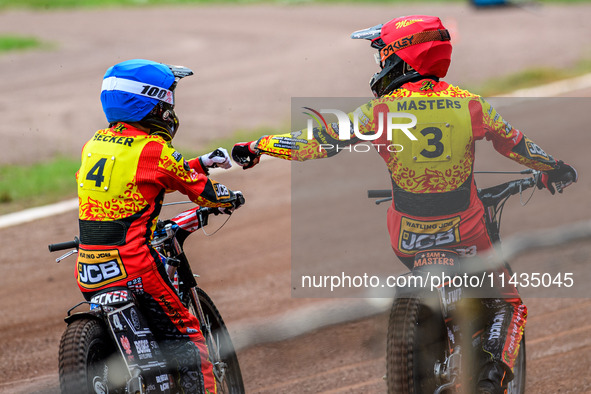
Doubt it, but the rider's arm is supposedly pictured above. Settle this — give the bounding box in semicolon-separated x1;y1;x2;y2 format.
254;132;330;161
185;156;209;175
256;104;379;161
476;98;556;171
232;103;376;166
185;148;233;176
155;142;238;208
475;98;577;193
231;131;331;167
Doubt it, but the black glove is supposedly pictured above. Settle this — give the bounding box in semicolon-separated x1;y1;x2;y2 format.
232;141;260;169
232;191;245;209
217;191;245;215
536;160;578;194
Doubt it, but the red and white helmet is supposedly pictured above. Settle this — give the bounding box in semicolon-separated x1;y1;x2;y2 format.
351;15;452;97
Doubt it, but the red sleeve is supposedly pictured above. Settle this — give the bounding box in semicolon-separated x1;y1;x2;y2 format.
475;98;556;171
186;156;209;175
143;141;235;208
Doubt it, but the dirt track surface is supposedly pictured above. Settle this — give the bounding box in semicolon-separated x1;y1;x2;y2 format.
1;3;591;394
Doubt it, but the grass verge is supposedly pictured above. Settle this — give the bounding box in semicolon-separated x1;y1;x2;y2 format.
0;157;79;215
0;35;44;53
465;58;591;96
0;126;278;215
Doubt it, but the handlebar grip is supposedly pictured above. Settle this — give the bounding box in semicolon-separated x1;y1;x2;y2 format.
228;191;245;210
199;207;217;216
368;190;392;199
562;172;576;183
236;192;245;207
48;237;79;252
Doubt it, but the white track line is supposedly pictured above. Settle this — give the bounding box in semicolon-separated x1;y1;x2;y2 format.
0;154;260;229
1;74;590;230
0;198;78;229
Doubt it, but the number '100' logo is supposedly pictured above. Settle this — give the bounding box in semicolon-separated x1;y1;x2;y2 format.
141;85;169;100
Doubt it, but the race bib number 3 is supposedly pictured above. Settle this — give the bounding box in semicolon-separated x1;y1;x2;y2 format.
411;123;452;163
77;249;127;289
80;153;116;192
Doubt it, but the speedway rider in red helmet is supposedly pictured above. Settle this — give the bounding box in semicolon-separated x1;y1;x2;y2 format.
77;59;241;394
231;15;577;394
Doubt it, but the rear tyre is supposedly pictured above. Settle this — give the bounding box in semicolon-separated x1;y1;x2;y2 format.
58;318;127;394
186;288;245;394
387;297;447;394
507;336;526;394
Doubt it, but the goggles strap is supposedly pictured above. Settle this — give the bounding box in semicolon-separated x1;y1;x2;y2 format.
380;29;450;63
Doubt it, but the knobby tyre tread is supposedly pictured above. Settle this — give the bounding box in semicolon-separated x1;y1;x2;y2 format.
387;297;419;393
58;318;110;393
387;297;526;394
387;296;446;394
508;336;526;394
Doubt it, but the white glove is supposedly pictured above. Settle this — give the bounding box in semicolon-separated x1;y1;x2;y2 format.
200;148;232;169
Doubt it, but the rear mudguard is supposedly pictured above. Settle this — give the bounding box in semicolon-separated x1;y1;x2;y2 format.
64;303;106;325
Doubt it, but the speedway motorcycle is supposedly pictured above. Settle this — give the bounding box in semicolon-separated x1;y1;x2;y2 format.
49;202;245;394
367;171;555;393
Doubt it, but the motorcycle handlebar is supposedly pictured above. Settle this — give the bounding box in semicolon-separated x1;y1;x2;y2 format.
478;175;537;206
367;171;540;207
48;199;241;257
367;190;393;199
48;237;79;252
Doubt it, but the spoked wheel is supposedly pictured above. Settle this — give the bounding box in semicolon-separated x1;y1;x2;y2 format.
58;318;127;394
186;288;245;394
387;297;448;394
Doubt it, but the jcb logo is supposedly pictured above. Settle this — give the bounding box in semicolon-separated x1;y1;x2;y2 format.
401;229;458;253
399;216;461;254
77;249;127;289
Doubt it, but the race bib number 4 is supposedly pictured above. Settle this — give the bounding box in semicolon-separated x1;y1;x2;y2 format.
80;152;116;192
77;249;127;289
399;216;461;254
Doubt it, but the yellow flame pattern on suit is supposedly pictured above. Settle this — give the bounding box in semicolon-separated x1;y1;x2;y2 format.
255;80;555;195
77;129;157;221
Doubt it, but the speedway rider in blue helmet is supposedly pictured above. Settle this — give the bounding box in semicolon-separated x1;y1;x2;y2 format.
76;59;241;394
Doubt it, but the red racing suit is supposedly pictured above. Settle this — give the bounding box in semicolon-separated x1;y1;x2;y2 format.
75;122;237;394
252;79;558;373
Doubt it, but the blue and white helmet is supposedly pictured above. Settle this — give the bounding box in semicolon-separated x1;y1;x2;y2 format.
100;59;193;140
